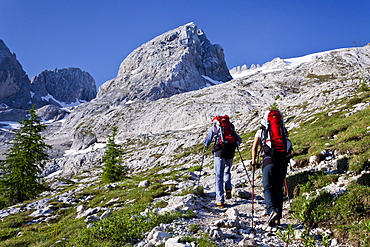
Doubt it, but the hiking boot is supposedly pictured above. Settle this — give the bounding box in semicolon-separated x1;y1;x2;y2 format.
216;202;225;208
225;190;232;199
267;211;279;227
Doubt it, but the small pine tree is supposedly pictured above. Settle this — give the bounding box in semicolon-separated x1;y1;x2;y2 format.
0;105;51;205
101;126;125;183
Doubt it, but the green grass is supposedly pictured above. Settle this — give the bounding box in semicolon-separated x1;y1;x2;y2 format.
72;210;195;247
284;83;370;246
291;179;370;246
289;89;370;173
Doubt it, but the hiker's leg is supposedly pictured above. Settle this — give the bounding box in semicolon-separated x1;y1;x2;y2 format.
214;156;226;203
273;162;287;219
262;163;277;215
224;158;233;191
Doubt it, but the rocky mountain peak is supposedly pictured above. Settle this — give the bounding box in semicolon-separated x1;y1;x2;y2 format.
30;68;97;108
0;40;31;109
97;22;232;102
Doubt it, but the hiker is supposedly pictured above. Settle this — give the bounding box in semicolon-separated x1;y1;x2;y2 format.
204;115;242;208
251;109;292;227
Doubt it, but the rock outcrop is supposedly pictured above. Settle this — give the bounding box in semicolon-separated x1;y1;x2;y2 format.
31;68;97;108
36;105;70;121
97;22;232;102
0;40;31;109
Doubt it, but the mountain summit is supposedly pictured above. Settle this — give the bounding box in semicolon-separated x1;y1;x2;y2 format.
31;68;97;108
97;22;232;102
0;40;31;109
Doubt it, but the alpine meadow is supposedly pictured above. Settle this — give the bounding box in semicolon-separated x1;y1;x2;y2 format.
0;22;369;247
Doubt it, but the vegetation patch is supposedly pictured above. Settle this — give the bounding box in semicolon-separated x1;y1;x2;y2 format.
72;210;195;246
289;89;370;173
291;181;370;246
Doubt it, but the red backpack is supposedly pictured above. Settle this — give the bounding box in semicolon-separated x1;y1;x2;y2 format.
212;115;237;145
262;110;291;155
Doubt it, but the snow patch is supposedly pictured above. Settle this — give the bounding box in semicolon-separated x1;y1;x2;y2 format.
125;100;136;105
202;75;224;86
0;121;21;131
64;143;106;156
41;94;86;108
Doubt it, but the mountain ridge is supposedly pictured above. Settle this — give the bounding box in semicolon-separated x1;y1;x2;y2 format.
0;40;97;121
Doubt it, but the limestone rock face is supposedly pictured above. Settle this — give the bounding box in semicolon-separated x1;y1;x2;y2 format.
0;40;31;109
31;68;97;108
97;22;232;102
36;105;70;121
71;127;97;151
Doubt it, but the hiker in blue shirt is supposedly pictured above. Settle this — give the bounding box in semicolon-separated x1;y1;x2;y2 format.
204;115;242;208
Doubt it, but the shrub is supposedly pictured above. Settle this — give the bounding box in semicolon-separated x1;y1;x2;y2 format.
72;211;194;246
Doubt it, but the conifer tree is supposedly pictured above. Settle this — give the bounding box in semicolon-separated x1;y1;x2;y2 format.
101;126;125;183
0;105;51;205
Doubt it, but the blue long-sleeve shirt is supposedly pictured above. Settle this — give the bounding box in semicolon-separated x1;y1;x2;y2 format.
204;124;242;158
204;125;219;147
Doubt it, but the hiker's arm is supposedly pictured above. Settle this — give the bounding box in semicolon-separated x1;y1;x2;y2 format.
251;137;260;165
236;134;242;145
204;126;215;147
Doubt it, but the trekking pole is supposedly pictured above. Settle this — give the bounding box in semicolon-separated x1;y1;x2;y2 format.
251;162;255;228
196;146;206;187
284;178;292;209
236;146;252;186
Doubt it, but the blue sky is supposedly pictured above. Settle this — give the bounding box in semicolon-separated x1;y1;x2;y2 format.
1;0;369;87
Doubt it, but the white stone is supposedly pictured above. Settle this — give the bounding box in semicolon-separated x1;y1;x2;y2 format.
165;236;189;247
100;210;112;220
139;180;151;187
149;231;173;246
76;205;84;213
225;208;240;220
158;194;202;214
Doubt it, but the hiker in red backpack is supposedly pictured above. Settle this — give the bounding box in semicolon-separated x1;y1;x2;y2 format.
251;109;292;227
204;115;242;208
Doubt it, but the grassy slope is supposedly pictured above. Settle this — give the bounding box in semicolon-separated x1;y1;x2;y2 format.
286;88;370;246
0;85;369;247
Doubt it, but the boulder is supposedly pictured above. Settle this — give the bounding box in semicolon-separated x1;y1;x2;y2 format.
71;127;97;150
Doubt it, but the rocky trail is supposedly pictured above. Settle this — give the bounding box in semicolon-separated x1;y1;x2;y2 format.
137;148;361;247
139;162;312;246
